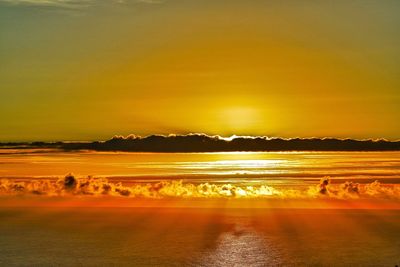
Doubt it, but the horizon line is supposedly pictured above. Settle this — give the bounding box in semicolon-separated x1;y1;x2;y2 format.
1;133;400;152
0;133;400;143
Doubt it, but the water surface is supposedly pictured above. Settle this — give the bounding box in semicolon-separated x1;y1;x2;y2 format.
1;150;399;186
1;149;400;266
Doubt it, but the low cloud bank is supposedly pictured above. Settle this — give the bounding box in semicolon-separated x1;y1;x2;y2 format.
2;133;400;152
1;175;399;200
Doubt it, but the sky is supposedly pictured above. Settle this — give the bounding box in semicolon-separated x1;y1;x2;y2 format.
0;0;399;141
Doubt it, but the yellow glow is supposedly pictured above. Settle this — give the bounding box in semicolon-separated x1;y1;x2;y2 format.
1;1;399;140
219;107;261;133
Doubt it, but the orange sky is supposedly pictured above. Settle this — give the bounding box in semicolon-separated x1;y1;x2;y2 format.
0;0;399;141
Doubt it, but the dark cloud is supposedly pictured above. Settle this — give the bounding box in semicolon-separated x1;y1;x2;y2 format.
63;174;77;190
318;177;330;195
3;134;398;152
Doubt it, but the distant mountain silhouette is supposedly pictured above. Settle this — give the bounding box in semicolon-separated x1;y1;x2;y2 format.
1;134;400;152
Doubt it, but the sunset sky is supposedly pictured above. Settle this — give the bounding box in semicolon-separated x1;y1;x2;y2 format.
0;0;399;141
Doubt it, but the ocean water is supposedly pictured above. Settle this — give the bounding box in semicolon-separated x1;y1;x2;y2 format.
1;150;399;185
0;149;399;266
0;207;399;266
1;150;400;201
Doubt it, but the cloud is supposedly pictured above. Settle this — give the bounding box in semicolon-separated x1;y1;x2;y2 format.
1;175;399;200
21;133;399;152
306;177;400;200
0;0;93;8
0;0;162;8
3;134;398;152
135;0;163;3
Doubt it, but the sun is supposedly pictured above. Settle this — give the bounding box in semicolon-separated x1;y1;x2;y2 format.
220;106;261;134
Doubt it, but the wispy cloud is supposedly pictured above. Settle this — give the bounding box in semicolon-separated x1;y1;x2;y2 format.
0;0;162;8
135;0;163;3
0;0;93;8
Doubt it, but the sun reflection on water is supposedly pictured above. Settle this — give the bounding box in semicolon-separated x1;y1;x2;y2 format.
200;223;281;267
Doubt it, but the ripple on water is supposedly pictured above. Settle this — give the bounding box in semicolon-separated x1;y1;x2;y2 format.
198;223;282;267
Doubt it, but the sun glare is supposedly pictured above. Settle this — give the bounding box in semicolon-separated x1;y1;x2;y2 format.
220;107;261;133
